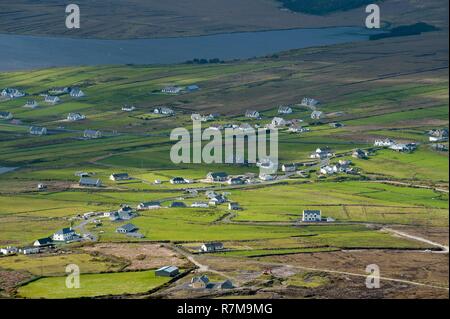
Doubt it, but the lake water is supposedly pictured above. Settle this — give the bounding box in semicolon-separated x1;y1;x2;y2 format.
0;27;374;71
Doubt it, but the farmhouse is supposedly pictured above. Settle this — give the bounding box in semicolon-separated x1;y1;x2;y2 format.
155;266;179;277
302;210;322;222
282;164;297;172
170;177;188;184
29;126;47;136
154;106;175;116
45;95;60;104
0;246;18;255
278;105;293;114
1;88;25;98
310;147;333;159
245;110;260;119
0;111;13;120
52;228;76;242
200;242;224;253
79;177;102;187
83;129;102;139
24;100;38;108
161;86;182;94
122;105;136;112
206;172;228;182
33;237;53;247
116;223;138;234
272;117;287;127
70;88;85;98
374;138;395;147
191;275;210;289
137;201;161;210
301;97;320;107
67;113;86;121
311;110;323;120
352;149;368;159
110;173;130;181
389;143;417;153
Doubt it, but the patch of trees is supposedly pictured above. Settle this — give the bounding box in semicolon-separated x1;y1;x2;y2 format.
185;58;225;65
277;0;378;15
370;22;439;40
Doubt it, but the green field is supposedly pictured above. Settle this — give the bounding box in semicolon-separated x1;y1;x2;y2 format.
17;270;171;299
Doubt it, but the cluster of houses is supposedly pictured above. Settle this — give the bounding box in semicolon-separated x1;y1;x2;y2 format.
1;88;26;99
374;138;418;153
319;160;357;176
190;275;234;290
0;227;84;256
428;129;448;142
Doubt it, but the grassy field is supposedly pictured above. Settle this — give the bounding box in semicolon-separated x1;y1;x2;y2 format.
17;270;171;299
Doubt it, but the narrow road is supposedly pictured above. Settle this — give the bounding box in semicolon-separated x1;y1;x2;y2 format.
383;227;449;254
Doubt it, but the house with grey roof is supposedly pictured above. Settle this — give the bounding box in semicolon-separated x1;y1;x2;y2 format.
278;105;293;114
191;275;210;289
161;86;182;94
70;88;85;98
302;210;322;222
52;228;76;242
116;223;138;234
44;95;60;104
110;173;130;181
155;265;179;277
0;111;13;120
154;106;175;116
79;177;102;187
83;129;102;139
67;113;86;121
301;97;320;107
137;201;161;210
200;242;224;253
29;126;47;136
245;110;260;119
24;100;39;109
311;110;323;120
206;172;228;182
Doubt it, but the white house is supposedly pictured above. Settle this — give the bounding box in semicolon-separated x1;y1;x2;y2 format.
83;129;102;139
310;147;333;159
29;126;47;136
301;97;320;107
272;117;287;127
154;107;175;116
110;173;130;181
79;177;102;187
245;110;260;119
282;164;297;172
191;202;209;208
161;86;182;94
122;105;136;112
302;210;322;222
374;138;395;147
288;125;309;133
52;228;76;242
21;247;41;255
0;246;18;255
170;177;188;184
311;110;323;120
45;95;60;104
67;113;86;121
278;105;293;114
70;88;85;98
200;242;224;253
24;100;39;109
137;201;161;210
428;129;448;142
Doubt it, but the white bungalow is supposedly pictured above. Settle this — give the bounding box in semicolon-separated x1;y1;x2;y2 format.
122;105;136;112
83;129;102;139
245;110;260;119
24;100;39;109
272;117;287;127
70;88;85;98
29;126;47;136
302;210;322;222
161;86;182;94
301;97;320;107
374;138;395;147
45;95;60;104
311;110;323;120
67;113;86;121
278;105;293;114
